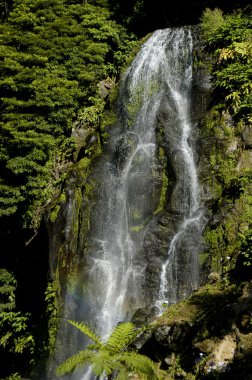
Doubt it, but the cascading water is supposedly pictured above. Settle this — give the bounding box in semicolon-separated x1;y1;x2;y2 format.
153;28;207;311
51;26;208;380
84;29;169;339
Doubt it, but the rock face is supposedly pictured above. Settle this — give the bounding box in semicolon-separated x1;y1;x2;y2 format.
139;281;252;379
98;77;115;100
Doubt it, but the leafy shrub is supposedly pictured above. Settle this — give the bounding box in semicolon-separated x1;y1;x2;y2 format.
200;9;252;125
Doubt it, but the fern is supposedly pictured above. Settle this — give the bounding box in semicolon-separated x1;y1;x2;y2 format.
120;352;159;380
105;322;141;354
68;320;101;346
56;321;158;379
90;351;114;376
115;369;129;380
56;350;93;376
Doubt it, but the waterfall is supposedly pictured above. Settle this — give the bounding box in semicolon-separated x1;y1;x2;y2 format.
83;29;168;339
50;26;207;380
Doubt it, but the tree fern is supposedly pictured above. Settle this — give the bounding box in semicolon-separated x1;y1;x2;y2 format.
105;322;142;354
90;350;114;376
115;369;129;380
56;321;159;379
119;352;159;380
56;349;93;376
68;320;101;346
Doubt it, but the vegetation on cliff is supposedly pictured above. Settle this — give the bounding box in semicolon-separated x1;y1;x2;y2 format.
200;7;252;278
0;0;135;231
0;2;251;380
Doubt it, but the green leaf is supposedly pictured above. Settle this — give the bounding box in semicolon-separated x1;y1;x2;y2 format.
115;369;129;380
119;352;159;380
90;350;114;376
56;350;93;376
68;320;102;346
105;322;139;354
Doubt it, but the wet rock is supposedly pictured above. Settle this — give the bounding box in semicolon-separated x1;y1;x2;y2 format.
154;322;193;352
132;306;158;326
130;329;153;350
242;125;252;148
98;77;115;100
154;325;172;345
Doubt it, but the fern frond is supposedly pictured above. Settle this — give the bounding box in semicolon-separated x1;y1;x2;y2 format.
105;322;141;354
68;320;102;346
56;350;93;376
90;350;114;376
115;369;129;380
119;352;159;380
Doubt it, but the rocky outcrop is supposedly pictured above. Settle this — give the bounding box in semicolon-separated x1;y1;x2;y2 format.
139;281;252;379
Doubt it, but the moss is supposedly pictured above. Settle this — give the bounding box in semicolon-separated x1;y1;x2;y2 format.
49;205;61;223
155;282;238;328
48;191;66;223
156;300;199;325
58;192;66;203
131;208;142;221
126;80;160;125
155;164;168;214
45;280;58;354
204;226;225;273
199;252;209;266
158;146;166;160
129;224;145;232
201;103;252;278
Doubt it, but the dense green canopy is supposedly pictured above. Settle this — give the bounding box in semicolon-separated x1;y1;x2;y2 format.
0;0;130;227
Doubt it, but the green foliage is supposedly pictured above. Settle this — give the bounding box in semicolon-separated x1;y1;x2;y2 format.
0;373;22;380
56;321;158;379
76;96;106;131
240;229;252;266
201;95;252;278
157;281;238;334
0;269;35;355
204;174;252;276
45;281;58;354
68;320;102;347
200;9;252;125
200;8;224;41
56;350;94;377
105;322;140;353
0;269;16;312
0;0;135;229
